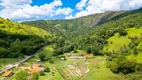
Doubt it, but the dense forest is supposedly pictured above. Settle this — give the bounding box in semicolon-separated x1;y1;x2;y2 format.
23;8;142;80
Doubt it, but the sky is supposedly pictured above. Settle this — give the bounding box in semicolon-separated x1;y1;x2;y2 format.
0;0;142;22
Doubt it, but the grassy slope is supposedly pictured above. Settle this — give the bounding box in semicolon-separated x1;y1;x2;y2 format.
127;28;142;63
103;27;142;63
83;56;125;80
103;33;131;52
127;27;142;37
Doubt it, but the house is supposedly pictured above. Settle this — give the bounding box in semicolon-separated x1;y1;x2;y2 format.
28;67;45;73
28;64;45;73
2;71;14;78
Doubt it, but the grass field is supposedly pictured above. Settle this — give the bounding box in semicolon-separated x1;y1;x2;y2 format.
38;46;54;57
0;58;20;70
103;27;142;53
127;27;142;37
103;33;131;52
83;56;126;80
127;53;142;63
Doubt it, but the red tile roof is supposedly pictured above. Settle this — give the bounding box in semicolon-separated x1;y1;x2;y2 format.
2;71;13;77
29;67;45;73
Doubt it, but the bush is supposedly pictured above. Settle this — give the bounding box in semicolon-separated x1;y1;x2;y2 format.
48;58;54;63
119;30;127;36
126;72;142;80
39;71;45;76
44;67;50;72
133;47;138;55
38;52;46;61
31;73;39;80
15;71;30;80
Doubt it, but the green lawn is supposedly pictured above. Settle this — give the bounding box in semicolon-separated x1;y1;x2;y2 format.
83;56;125;80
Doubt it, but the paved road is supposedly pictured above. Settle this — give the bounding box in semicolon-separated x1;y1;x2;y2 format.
0;45;47;74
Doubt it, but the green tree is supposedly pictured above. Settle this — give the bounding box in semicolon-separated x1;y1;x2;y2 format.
44;67;50;72
31;73;39;80
38;52;46;61
133;47;138;55
39;71;45;76
15;71;30;80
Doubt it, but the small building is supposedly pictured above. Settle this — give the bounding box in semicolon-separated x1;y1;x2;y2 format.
28;67;45;73
28;64;45;73
69;56;84;59
36;59;41;63
2;71;14;78
60;58;65;60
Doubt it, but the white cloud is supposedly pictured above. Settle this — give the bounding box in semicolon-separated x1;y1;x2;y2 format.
56;8;73;15
0;0;32;7
129;0;142;8
0;0;73;21
66;0;142;19
76;0;88;10
65;15;74;19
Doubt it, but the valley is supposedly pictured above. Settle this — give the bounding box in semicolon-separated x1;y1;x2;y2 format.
0;46;126;80
0;8;142;80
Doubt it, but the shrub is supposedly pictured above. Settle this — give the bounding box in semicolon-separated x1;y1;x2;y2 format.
39;71;45;76
44;67;50;72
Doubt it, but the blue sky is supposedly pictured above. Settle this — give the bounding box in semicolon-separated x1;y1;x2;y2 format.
0;0;142;21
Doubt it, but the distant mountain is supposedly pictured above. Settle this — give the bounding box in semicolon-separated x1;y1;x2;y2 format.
23;8;142;39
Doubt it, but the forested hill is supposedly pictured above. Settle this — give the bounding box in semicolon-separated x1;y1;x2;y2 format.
0;17;52;58
22;8;142;38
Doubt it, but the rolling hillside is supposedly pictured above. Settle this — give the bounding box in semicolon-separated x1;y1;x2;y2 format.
23;8;142;38
0;17;52;58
